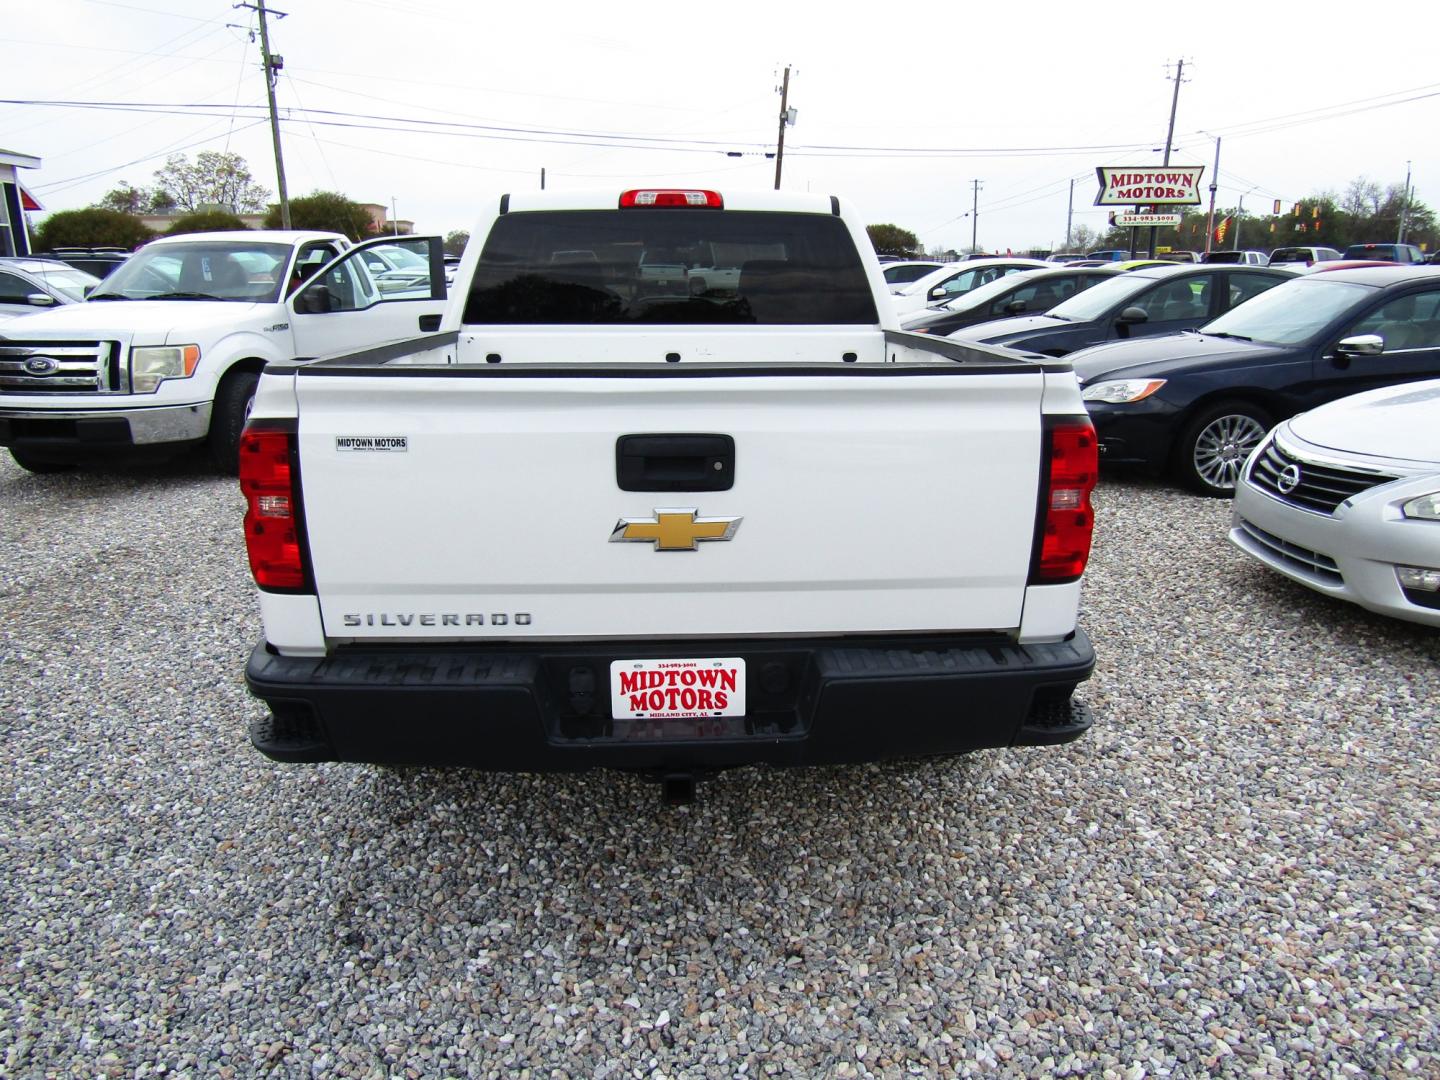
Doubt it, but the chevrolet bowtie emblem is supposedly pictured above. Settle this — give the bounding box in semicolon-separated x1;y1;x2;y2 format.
610;508;742;551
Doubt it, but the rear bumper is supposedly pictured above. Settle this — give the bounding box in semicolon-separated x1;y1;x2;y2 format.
245;630;1096;770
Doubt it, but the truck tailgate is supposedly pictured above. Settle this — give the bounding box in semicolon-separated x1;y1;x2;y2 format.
293;368;1046;640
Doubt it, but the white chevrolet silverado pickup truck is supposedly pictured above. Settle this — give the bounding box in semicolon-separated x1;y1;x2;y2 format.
239;188;1098;801
0;230;446;472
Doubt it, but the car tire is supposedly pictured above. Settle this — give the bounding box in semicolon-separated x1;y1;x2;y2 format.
9;448;75;474
1173;400;1271;497
208;369;261;475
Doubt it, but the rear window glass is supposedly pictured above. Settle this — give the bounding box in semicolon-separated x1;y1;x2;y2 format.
463;209;878;325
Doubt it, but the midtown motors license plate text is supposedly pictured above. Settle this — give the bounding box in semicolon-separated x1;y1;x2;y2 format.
609;657;746;720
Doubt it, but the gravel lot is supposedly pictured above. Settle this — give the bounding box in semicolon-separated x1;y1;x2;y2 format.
1;450;1437;1079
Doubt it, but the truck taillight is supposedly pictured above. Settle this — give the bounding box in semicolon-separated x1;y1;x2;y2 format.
619;189;723;209
1031;417;1098;584
240;425;308;591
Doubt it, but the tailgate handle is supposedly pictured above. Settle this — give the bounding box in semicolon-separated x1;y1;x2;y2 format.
616;433;734;492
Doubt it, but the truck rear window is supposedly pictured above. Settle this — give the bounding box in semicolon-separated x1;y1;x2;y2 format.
462;209;878;325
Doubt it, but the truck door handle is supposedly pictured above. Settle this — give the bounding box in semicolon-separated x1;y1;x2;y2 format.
616;434;735;492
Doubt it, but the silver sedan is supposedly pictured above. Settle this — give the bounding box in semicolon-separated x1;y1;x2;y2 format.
1230;379;1440;627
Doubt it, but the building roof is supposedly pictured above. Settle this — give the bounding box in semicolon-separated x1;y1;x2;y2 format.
0;149;42;170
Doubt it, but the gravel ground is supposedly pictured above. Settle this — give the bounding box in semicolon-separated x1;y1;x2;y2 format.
1;450;1437;1079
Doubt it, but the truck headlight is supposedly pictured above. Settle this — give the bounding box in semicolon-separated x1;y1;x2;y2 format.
1401;492;1440;521
1080;378;1167;404
131;345;200;393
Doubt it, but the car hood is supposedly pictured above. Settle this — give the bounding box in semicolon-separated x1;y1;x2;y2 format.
0;299;267;338
952;313;1068;343
1070;332;1283;384
1287;378;1440;465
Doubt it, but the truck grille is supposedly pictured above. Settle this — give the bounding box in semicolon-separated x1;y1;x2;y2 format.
1235;518;1342;585
1248;439;1396;515
0;341;121;394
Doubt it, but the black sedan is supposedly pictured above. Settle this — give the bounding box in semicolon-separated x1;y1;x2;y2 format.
1074;265;1440;495
947;263;1295;356
899;266;1119;336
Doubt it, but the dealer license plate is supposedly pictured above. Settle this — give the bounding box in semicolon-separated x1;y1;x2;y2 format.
609;657;746;720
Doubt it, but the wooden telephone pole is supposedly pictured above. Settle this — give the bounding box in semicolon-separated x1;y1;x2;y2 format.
237;0;291;228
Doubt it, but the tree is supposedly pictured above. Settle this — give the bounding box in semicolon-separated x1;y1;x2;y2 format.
866;223;920;258
1341;177;1384;221
164;210;250;236
1058;224;1097;253
264;191;376;240
152;151;270;214
97;182;151;215
35;208;154;251
444;230;470;256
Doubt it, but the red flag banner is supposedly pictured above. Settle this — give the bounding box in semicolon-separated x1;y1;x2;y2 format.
1214;216;1232;245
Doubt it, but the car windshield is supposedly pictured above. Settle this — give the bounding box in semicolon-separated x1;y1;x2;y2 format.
23;263;101;300
91;241;292;302
1044;272;1155;321
1199;278;1371;344
941;270;1041;312
1269;249;1311;263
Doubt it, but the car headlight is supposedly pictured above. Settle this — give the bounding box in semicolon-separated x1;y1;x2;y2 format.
1080;378;1167;404
1401;492;1440;521
131;345;201;393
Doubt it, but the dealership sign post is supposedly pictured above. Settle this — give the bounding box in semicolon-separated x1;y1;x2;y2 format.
1095;166;1204;256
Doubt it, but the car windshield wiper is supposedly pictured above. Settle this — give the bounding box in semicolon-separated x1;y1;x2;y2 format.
1046;313;1074;321
147;291;224;300
86;293;133;301
1206;331;1253;341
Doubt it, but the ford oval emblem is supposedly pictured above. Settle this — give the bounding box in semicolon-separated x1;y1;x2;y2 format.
24;356;60;375
1276;464;1302;494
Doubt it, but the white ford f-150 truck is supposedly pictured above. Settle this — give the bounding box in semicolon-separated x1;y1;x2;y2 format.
0;230;447;472
238;188;1098;801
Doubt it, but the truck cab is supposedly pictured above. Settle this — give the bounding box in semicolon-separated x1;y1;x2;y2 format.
0;231;446;472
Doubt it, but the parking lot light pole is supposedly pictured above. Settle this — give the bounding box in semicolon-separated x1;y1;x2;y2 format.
1234;186;1257;251
1397;160;1412;244
1201;132;1221;254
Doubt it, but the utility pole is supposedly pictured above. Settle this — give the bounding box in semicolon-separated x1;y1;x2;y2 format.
391;196;399;236
971;179;983;253
773;66;792;190
1065;178;1074;250
1203;133;1221;254
1397;160;1412;244
541;167;546;190
1151;59;1185;258
238;0;291;229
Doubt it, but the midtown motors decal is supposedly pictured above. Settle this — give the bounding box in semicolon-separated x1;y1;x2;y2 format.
336;435;408;452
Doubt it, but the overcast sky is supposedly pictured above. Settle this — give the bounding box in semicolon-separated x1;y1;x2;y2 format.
6;0;1438;253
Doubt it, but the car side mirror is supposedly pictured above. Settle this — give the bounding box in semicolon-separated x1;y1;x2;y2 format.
1335;334;1384;358
1116;306;1149;324
295;283;338;314
929;287;947;299
26;293;57;307
1004;299;1028;314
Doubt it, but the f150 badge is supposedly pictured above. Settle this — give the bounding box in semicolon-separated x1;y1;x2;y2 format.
611;508;741;551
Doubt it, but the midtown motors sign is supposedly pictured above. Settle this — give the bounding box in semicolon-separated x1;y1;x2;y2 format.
1095;166;1204;206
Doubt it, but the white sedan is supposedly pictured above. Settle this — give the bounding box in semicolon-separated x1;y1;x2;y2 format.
1230;379;1440;627
890;258;1049;316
